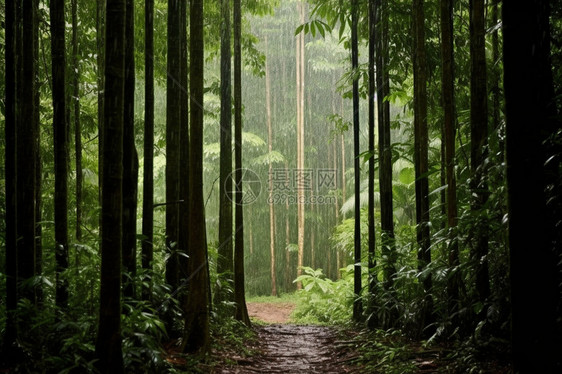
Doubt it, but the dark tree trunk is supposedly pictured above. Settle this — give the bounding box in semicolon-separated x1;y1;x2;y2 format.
33;4;42;307
182;0;210;354
378;0;397;315
412;0;434;334
440;0;460;325
95;0;126;371
17;0;37;305
217;0;234;308
97;0;105;215
4;0;18;347
72;0;83;244
367;0;377;329
122;0;137;300
469;0;490;307
504;1;562;371
51;0;69;313
178;0;189;299
351;0;363;323
166;0;181;291
233;0;251;327
142;0;155;302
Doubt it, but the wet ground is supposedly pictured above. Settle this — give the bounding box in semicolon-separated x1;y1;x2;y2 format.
214;303;361;373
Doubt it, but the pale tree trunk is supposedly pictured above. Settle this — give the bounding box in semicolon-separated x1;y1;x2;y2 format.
296;0;306;290
266;37;277;296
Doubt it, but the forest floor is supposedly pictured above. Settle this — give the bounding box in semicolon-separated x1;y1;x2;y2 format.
208;302;362;373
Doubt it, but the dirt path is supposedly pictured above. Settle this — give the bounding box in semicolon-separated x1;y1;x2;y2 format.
215;303;361;373
246;302;296;324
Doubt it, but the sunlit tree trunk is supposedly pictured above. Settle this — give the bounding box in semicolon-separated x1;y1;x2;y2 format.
166;0;181;291
284;161;292;289
469;0;490;308
122;0;138;300
296;0;306;290
182;0;210;354
413;0;434;333
95;0;125;370
142;0;155;302
266;37;278;297
233;0;251;326
351;0;363;322
51;0;69;313
504;1;561;370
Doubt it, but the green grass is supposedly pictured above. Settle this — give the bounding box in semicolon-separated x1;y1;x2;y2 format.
246;293;299;304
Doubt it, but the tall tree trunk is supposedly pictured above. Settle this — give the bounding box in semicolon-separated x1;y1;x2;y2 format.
166;0;181;291
440;0;460;326
233;0;251;326
72;0;83;244
504;1;562;371
217;0;234;307
142;0;155;302
18;0;37;305
295;0;306;290
284;161;292;289
491;1;502;153
178;0;189;300
470;0;490;310
182;0;210;354
34;4;43;306
367;0;377;329
265;37;277;297
122;0;137;300
351;0;363;322
4;0;18;347
95;0;126;370
97;0;105;215
51;0;69;313
413;0;433;333
469;0;490;308
379;0;396;296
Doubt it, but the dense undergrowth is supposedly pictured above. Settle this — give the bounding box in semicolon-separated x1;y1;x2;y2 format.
287;264;513;373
